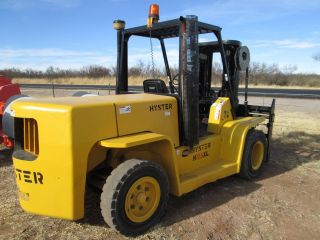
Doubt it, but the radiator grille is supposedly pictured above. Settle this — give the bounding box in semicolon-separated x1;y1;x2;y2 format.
23;118;39;155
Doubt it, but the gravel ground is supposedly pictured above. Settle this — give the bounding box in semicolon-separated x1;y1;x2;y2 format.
0;92;319;240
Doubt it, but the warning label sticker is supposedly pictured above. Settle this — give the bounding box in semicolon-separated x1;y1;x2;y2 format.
214;100;225;120
119;105;132;114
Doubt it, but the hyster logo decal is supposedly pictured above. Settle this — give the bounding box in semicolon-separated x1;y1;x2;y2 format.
149;103;172;112
192;143;211;161
15;168;43;184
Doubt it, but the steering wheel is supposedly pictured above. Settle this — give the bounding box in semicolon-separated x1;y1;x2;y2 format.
172;73;179;84
170;73;179;93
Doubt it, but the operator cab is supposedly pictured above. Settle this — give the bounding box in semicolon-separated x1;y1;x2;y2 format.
142;40;243;122
114;16;250;148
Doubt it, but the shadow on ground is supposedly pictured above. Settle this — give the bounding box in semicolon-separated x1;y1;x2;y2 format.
82;131;320;228
0;148;12;167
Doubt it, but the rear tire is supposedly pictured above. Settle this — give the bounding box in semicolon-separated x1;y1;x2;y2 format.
100;159;169;236
239;129;267;180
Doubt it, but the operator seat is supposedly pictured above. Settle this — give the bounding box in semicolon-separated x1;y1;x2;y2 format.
143;79;169;94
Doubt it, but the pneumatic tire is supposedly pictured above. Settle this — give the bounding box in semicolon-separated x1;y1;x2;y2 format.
100;159;169;236
239;129;267;180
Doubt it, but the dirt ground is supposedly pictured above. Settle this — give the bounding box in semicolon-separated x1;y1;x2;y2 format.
0;90;320;240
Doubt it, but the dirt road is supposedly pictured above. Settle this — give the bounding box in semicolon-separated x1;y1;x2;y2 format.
0;94;319;240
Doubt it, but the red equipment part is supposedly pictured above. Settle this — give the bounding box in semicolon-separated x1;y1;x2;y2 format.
0;75;21;148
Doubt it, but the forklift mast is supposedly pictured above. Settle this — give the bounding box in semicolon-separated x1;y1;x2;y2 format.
179;15;199;147
198;40;250;115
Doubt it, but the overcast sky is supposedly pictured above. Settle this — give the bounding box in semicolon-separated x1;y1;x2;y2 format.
0;0;320;73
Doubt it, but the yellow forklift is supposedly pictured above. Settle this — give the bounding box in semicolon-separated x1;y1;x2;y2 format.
11;5;275;236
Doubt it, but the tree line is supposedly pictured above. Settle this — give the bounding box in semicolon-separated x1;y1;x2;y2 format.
0;62;319;87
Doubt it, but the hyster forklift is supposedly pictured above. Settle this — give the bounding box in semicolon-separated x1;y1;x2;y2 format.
11;5;275;236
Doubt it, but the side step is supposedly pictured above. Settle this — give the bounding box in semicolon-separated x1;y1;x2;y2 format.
179;162;238;194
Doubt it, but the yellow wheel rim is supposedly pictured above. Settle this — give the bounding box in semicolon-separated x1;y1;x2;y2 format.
125;176;161;223
251;141;264;171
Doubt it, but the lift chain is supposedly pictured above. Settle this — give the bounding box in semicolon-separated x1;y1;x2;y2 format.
149;29;156;79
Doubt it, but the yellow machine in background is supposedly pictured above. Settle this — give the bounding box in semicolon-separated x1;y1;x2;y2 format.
12;5;275;236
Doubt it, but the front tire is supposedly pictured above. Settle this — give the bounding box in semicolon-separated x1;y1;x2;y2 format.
100;159;169;236
239;129;267;180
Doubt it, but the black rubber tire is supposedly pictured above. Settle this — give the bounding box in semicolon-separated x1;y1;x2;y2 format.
239;129;267;180
100;159;169;236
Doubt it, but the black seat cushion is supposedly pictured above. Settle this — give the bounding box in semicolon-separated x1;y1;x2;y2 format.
143;79;169;94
